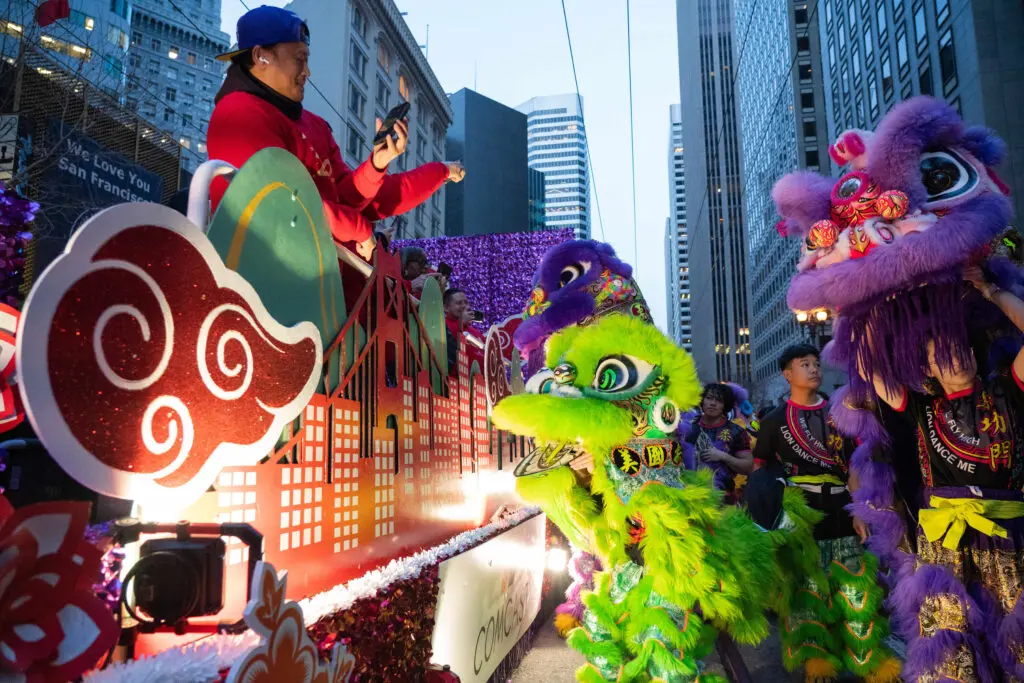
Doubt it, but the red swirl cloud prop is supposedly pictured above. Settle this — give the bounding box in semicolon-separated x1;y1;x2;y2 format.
17;203;323;505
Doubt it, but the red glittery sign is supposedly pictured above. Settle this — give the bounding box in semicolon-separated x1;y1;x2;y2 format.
17;203;323;505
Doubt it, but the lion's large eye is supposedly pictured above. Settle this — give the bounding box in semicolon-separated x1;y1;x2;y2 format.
592;355;656;395
920;150;977;202
558;261;591;288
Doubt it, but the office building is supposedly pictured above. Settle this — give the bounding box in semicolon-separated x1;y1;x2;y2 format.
667;104;692;352
676;0;750;383
285;0;452;238
126;0;230;172
664;218;680;342
736;0;838;401
528;167;546;231
444;88;527;236
819;0;1024;220
2;0;133;95
516;94;591;239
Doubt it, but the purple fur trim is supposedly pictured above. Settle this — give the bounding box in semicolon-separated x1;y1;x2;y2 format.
829;280;976;402
723;382;749;407
995;599;1024;680
865;96;965;208
787;194;1012;311
771;171;834;233
828;388;890;445
514;288;596;353
961;125;1007;168
845;437;907;563
514;240;634;354
890;563;1000;683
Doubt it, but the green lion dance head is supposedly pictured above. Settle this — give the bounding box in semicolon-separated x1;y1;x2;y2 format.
494;314;782;647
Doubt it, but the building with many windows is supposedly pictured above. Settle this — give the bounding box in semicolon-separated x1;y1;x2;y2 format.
736;0;840;402
664;217;680;342
126;0;229;172
284;0;452;239
2;0;134;97
444;88;527;236
819;0;1023;220
666;104;692;352
516;94;591;240
676;0;750;383
528;167;546;231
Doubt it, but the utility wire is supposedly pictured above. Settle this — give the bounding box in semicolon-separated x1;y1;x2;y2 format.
625;0;638;270
560;0;605;240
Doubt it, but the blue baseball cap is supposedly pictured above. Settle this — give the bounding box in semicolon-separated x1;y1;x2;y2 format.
216;6;310;61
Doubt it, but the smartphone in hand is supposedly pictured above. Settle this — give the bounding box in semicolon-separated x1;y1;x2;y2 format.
373;101;412;146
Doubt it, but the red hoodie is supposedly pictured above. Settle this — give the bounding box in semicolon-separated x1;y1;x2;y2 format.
207;66;449;248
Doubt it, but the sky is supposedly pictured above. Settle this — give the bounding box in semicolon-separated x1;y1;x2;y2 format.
221;0;680;328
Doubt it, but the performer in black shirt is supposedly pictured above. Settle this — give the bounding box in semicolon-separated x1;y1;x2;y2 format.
753;344;897;682
866;265;1024;681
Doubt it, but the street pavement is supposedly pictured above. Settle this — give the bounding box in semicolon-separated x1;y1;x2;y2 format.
510;618;793;682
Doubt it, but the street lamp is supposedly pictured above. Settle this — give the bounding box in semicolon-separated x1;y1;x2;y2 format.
793;308;833;346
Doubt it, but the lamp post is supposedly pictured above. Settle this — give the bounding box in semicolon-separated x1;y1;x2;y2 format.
793;308;833;347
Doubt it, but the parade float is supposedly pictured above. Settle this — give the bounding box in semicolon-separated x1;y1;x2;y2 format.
0;148;573;683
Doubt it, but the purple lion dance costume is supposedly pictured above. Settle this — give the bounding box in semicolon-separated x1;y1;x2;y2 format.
774;96;1023;681
553;548;602;637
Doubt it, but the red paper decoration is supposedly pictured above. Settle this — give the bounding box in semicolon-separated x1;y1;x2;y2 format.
0;498;118;681
16;203;323;505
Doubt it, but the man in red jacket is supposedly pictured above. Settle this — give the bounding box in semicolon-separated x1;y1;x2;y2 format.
208;6;465;262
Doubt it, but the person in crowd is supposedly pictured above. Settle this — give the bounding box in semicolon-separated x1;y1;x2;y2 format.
865;265;1024;680
206;6;465;267
753;343;897;683
681;382;753;503
443;288;483;374
400;247;429;284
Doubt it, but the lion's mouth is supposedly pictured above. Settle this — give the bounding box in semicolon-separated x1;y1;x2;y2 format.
799;211;941;272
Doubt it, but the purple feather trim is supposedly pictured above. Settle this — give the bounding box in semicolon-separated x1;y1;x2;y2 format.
889;563;1000;683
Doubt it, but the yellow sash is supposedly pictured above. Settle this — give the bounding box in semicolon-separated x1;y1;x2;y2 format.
789;473;847;487
919;495;1024;550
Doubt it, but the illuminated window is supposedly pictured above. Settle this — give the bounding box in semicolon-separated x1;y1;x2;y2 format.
398;73;409;101
168;46;179;59
377;42;390;74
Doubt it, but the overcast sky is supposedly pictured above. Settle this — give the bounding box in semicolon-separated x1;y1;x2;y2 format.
221;0;679;328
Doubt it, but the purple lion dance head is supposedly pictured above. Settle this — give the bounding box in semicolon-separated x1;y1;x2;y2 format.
775;96;1014;403
513;239;651;371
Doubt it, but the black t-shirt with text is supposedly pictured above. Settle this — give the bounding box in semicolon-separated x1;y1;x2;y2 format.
891;374;1024;491
753;399;852;479
753;398;855;540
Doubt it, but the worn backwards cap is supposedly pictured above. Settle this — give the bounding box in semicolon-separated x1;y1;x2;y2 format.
216;5;310;61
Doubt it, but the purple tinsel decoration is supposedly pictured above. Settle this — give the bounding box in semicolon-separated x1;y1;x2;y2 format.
0;184;37;306
85;522;124;613
392;229;573;330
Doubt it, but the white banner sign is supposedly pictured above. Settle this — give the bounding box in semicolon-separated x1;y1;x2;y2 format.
430;514;546;683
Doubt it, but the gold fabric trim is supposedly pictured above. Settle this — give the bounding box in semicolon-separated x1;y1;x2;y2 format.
970;547;1024;616
919;593;968;637
918;645;980;683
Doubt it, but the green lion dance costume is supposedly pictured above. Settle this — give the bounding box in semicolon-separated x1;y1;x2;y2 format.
493;314;824;682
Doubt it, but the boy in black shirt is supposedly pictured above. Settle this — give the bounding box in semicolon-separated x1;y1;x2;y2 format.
754;344;897;683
